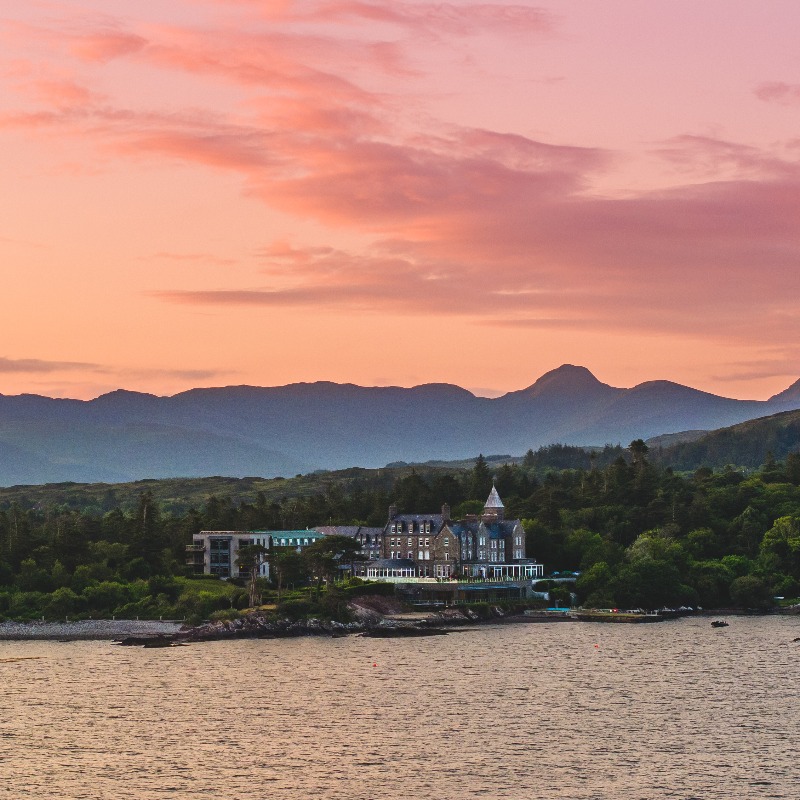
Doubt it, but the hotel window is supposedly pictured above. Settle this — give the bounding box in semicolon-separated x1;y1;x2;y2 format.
418;550;424;560
491;540;497;549
391;525;396;533
479;536;486;546
443;538;449;547
424;538;430;547
407;537;413;546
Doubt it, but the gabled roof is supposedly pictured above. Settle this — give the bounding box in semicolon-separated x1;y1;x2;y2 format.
315;526;361;537
386;514;444;533
315;525;383;539
390;513;443;524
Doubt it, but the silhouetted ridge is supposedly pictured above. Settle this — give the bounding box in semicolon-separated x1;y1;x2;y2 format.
769;378;800;404
518;364;610;397
1;368;800;485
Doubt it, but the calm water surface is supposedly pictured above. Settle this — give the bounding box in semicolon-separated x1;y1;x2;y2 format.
1;616;798;799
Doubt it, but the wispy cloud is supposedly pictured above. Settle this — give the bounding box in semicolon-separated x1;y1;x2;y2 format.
3;1;800;378
0;357;101;374
0;357;231;383
755;81;800;107
212;1;557;38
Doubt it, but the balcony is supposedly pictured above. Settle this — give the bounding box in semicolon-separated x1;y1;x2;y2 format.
185;544;205;552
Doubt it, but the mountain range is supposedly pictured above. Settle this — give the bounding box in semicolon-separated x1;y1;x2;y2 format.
1;364;800;486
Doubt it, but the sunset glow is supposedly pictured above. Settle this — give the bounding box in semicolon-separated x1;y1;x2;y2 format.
2;0;800;400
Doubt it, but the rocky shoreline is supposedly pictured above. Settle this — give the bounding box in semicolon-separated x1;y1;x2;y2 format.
4;604;795;644
170;605;488;644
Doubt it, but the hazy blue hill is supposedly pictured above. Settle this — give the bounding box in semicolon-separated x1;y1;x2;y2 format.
1;365;799;485
164;381;492;468
490;365;623;447
0;439;70;486
569;380;766;444
768;378;800;405
0;418;309;484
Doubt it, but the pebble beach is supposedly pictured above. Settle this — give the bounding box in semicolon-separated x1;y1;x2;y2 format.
0;619;185;640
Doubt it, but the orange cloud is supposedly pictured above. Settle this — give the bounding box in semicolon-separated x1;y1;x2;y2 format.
215;0;557;37
69;29;147;63
3;1;800;397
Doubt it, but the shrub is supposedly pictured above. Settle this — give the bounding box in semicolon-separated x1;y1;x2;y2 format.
730;575;773;609
278;598;315;620
10;591;48;620
209;609;242;622
45;587;81;619
342;582;395;598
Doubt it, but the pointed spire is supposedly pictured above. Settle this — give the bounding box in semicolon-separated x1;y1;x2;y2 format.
484;484;504;509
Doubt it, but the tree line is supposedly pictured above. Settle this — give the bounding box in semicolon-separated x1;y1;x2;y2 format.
1;444;799;619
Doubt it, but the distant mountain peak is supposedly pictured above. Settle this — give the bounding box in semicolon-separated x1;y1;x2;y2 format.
91;389;160;404
521;364;607;397
769;378;800;403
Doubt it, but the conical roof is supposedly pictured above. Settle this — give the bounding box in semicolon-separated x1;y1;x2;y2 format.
484;485;504;509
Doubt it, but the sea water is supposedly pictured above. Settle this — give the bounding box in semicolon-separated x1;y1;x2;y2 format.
1;616;798;799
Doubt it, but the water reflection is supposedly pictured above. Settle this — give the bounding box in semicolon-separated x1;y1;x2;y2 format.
1;616;799;799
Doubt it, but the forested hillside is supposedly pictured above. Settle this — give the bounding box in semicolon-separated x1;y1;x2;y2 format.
1;445;799;620
652;409;800;470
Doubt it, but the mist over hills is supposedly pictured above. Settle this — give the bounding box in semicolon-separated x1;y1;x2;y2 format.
1;364;799;486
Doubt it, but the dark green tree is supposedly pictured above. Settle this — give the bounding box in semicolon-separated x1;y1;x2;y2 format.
302;535;363;596
470;455;493;499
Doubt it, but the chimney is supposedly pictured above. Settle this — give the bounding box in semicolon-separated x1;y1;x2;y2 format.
388;503;398;520
441;503;451;522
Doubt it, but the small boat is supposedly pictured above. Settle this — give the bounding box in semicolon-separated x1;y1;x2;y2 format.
710;620;729;628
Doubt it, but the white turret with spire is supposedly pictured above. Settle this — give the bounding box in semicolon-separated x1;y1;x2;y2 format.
483;483;505;521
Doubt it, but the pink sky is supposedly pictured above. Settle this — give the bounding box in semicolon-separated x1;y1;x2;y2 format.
2;0;800;400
